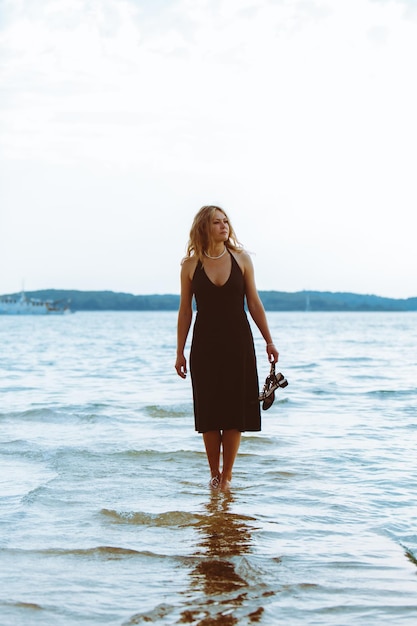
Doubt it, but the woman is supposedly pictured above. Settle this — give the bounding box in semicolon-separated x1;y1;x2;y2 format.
175;206;279;491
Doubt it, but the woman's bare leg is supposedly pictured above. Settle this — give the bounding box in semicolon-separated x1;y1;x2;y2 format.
202;431;222;482
221;429;241;489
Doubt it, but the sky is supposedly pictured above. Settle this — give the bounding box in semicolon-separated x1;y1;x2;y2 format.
1;0;416;299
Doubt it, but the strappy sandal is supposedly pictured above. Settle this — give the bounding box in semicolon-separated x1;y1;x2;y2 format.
259;362;288;410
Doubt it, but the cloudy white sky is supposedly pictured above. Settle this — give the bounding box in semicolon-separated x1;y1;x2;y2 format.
1;0;416;298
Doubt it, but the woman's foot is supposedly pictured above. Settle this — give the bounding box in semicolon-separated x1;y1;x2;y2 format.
209;475;220;489
220;474;232;491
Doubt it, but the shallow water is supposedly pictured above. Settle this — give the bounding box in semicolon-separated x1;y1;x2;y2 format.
1;311;417;625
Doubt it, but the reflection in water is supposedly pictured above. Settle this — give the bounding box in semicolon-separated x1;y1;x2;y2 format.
196;492;253;557
180;491;264;624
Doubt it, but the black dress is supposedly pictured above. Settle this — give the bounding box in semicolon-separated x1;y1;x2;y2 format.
190;250;261;433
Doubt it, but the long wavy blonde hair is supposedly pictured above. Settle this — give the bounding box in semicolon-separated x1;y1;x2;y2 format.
183;205;243;263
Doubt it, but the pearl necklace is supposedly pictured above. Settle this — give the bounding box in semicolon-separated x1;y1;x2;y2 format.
204;247;227;260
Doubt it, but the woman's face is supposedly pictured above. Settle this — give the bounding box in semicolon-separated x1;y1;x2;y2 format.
209;210;229;244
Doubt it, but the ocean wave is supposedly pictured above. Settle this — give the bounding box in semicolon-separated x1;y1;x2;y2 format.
122;603;176;626
0;402;142;424
108;448;203;461
0;601;44;612
144;404;193;418
0;408;59;421
100;508;201;527
1;546;143;558
0;545;164;560
289;362;319;370
365;388;417;397
0;404;197;431
324;356;375;363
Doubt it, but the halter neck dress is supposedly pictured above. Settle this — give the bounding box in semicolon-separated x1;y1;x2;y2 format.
190;250;261;433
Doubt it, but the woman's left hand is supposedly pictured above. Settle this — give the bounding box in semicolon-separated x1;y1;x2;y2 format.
266;343;279;363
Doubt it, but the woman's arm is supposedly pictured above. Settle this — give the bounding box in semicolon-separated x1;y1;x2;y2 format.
175;259;195;378
240;252;279;363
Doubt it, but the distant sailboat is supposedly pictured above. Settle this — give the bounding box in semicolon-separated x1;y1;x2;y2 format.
305;294;311;311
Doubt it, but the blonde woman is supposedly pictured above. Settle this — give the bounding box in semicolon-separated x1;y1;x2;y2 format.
175;206;279;491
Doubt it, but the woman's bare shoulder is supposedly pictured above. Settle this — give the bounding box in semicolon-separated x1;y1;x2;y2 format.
234;248;251;260
232;248;253;272
181;255;199;279
181;255;199;268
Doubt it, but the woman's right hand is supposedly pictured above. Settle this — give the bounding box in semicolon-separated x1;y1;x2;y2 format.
175;354;187;379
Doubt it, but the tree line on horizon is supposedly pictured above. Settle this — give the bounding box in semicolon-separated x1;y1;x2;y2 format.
3;289;417;312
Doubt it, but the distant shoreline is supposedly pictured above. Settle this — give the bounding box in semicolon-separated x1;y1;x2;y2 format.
1;289;416;312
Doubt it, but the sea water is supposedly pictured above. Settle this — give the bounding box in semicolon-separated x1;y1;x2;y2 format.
1;311;417;625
